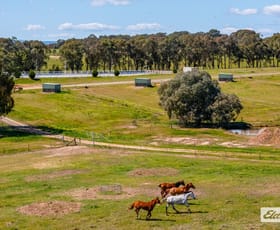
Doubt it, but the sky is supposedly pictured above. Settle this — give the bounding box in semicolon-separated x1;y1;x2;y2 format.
0;0;279;41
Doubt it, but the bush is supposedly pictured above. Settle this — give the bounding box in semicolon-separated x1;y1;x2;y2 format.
114;69;120;76
92;69;98;77
28;70;36;80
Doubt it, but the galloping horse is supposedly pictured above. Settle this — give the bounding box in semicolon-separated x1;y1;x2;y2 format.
158;180;185;198
162;182;195;198
129;197;161;219
165;191;196;216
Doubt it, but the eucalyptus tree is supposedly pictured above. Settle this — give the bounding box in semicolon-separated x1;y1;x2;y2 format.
112;35;130;70
22;40;47;71
60;38;84;71
166;33;184;71
178;32;191;67
143;34;162;70
190;33;210;67
0;37;25;76
84;35;100;71
230;30;263;68
0;72;14;116
264;33;280;67
98;36;121;71
215;35;237;69
158;71;242;127
128;35;147;70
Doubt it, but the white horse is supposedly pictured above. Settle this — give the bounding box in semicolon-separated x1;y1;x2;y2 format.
165;191;196;216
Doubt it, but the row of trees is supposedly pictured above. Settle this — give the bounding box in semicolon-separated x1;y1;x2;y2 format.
0;29;280;75
60;29;280;72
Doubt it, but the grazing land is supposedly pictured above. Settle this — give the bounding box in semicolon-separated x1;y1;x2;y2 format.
0;69;280;229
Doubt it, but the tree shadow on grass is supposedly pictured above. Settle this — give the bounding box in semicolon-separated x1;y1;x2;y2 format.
0;125;65;138
178;121;252;130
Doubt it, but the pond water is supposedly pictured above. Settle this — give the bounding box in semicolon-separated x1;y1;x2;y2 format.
228;129;262;136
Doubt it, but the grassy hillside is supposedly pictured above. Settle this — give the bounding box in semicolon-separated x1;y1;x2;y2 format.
10;72;280;144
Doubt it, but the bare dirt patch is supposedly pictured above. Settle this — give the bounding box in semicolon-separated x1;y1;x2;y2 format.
152;137;217;146
25;169;85;182
153;127;280;148
45;145;94;158
17;201;82;217
249;127;280;146
128;168;179;177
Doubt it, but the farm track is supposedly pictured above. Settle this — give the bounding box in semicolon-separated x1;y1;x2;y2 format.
15;71;280;90
1;116;280;164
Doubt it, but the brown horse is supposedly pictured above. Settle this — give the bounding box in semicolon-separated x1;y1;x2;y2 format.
158;180;185;198
129;197;161;219
163;182;195;198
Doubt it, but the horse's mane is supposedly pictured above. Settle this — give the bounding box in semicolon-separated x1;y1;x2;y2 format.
174;180;185;187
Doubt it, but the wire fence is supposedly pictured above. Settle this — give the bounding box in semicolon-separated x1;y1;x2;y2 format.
20;70;172;78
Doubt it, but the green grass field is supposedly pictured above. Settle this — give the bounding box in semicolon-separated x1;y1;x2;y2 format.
0;69;279;229
0;144;279;229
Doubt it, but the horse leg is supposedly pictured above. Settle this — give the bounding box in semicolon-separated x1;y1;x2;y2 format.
165;204;169;216
161;189;165;198
172;204;180;213
184;202;191;213
135;208;140;219
146;211;151;219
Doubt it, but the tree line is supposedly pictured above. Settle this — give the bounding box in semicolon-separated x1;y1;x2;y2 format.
0;29;280;76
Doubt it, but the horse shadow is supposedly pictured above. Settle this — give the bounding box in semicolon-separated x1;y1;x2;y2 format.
171;210;208;215
137;218;176;222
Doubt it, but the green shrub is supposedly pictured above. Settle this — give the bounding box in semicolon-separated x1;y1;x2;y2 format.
114;69;120;76
92;69;99;77
28;70;36;80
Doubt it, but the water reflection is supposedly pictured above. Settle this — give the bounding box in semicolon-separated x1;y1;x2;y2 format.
228;129;262;136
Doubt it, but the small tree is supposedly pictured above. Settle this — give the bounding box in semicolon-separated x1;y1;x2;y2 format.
29;70;36;80
92;69;98;77
114;69;120;76
0;73;14;116
158;71;243;127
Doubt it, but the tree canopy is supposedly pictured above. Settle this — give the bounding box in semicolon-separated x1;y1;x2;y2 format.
1;30;280;75
158;71;243;127
0;73;14;116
